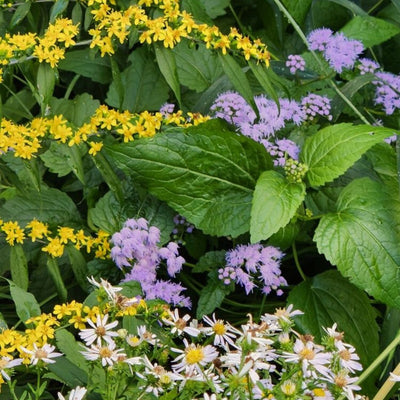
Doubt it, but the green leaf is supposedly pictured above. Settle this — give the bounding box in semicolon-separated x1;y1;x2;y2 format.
65;246;89;291
2;89;35;122
49;0;69;22
10;245;29;290
0;187;80;226
172;41;223;93
193;250;226;273
217;53;257;115
248;60;279;108
154;44;182;108
287;270;379;368
328;0;368;16
10;2;31;28
47;257;68;301
341;15;400;47
105;120;272;238
58;49;112;84
40;142;75;177
106;47;169;112
200;0;229;18
55;329;89;373
9;280;41;324
268;220;300;250
49;93;100;126
250;171;305;243
314;178;400;308
47;357;88;387
301;123;397;187
281;0;312;25
71;1;82;25
37;63;56;109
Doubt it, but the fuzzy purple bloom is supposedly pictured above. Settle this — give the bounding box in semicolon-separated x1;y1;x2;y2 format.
373;71;400;115
301;93;332;121
307;28;334;51
222;244;287;296
286;54;306;74
111;218;190;307
358;58;380;75
160;103;175;117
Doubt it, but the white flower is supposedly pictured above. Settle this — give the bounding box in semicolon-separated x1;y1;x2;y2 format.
163;309;200;337
323;323;345;342
390;372;400;382
323;370;361;393
78;313;119;346
202;314;240;350
262;304;303;326
335;341;362;373
282;339;331;378
0;356;23;380
172;339;219;375
81;341;126;367
20;343;63;365
87;276;122;303
57;386;87;400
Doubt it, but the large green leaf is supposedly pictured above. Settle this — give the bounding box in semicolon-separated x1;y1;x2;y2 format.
9;281;41;324
281;0;312;25
301;123;396;187
58;49;112;84
10;245;28;290
0;187;80;226
106;48;169;112
314;178;400;308
172;41;223;92
200;0;229;18
250;170;305;243
341;15;400;47
287;270;379;368
105;120;272;238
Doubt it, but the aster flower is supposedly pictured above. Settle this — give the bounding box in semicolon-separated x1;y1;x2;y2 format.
78;313;119;346
87;276;123;304
81;340;126;367
202;314;240;350
358;58;380;75
286;54;306;74
162;308;200;337
0;356;23;381
307;28;334;51
57;386;87;400
373;71;400;115
322;369;361;394
301;93;332;121
20;343;62;365
335;341;362;373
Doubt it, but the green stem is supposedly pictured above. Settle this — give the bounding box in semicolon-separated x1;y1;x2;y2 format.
1;82;34;119
64;74;81;99
292;242;307;281
357;330;400;385
367;0;385;14
7;380;20;400
271;0;370;125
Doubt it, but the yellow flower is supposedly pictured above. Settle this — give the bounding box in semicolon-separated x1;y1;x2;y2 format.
58;226;76;244
42;237;65;257
26;219;49;242
88;141;103;156
1;221;25;245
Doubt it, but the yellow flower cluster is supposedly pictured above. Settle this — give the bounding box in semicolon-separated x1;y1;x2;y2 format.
85;0;270;64
0;218;110;258
0;104;209;159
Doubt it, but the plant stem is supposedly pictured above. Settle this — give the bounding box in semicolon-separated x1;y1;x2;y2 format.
292;242;307;281
271;0;370;125
373;362;400;400
64;74;81;99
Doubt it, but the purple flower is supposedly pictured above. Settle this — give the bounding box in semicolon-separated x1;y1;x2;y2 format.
358;58;380;75
222;243;287;296
111;218;190;307
160;103;175;117
307;28;334;51
301;93;332;121
286;54;306;74
373;71;400;115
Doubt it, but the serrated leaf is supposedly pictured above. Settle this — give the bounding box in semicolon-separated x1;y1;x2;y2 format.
301;123;397;187
106;48;169;112
341;15;400;47
47;257;68;301
49;0;69;22
155;44;182;108
105;120;272;238
287;270;379;368
314;178;400;308
58;49;112;84
172;41;223;92
40;142;74;177
9;2;31;28
251;171;305;243
10;245;28;290
9;281;41;324
218;53;257;115
0;188;80;226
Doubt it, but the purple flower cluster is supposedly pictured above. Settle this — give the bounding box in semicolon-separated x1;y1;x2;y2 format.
111;218;190;307
301;93;332;121
307;28;364;73
160;102;175;117
261;139;300;166
373;72;400;115
357;58;380;75
218;244;287;296
286;54;306;74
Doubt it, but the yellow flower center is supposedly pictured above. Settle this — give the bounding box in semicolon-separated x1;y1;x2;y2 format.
96;326;106;336
99;347;112;358
35;349;48;360
299;347;315;360
213;322;226;335
160;374;171;384
339;349;351;361
185;346;204;364
281;380;296;395
0;359;8;369
313;388;326;397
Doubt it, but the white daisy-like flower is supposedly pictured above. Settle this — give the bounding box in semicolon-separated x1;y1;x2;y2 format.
87;276;123;303
335;341;362;373
202;314;240;350
323;323;345;342
239;320;275;347
162;309;200;337
281;338;331;378
78;313;119;346
57;386;87;400
20;343;63;365
261;304;303;326
0;356;23;380
323;370;361;393
81;341;125;367
172;339;218;375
